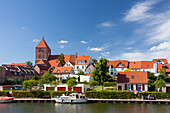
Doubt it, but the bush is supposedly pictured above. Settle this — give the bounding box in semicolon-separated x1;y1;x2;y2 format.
164;78;170;83
85;91;167;99
11;91;76;98
103;82;117;87
0;91;9;96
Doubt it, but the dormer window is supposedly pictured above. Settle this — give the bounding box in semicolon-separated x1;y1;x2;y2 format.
147;65;149;67
57;70;60;72
77;60;85;64
19;72;22;75
117;63;125;67
64;70;68;72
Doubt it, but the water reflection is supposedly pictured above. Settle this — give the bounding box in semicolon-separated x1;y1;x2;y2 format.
0;103;170;113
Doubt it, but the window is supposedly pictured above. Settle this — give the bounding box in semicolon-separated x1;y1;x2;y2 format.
64;70;68;72
39;49;41;52
57;74;59;76
147;65;149;67
77;60;85;64
121;68;124;71
19;72;22;75
39;54;41;58
117;63;125;67
60;74;62;75
131;75;134;79
60;77;62;80
57;70;60;72
138;84;142;90
82;66;84;69
127;84;131;91
77;66;79;69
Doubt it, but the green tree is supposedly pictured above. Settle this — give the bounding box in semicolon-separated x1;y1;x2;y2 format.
155;79;166;92
25;61;33;68
38;71;56;85
124;68;131;72
89;80;98;90
66;79;77;90
77;71;84;75
32;75;39;80
58;53;65;66
23;80;38;90
148;71;156;91
92;58;110;91
158;68;166;79
92;59;97;63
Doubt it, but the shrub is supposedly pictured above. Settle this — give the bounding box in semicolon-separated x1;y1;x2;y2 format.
85;91;167;99
0;91;9;96
103;82;117;87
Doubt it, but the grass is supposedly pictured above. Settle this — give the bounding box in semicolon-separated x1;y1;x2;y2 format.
94;85;116;91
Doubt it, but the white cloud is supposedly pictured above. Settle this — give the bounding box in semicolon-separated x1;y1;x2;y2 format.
33;39;40;43
98;22;114;28
150;41;170;51
81;41;88;44
126;47;133;50
124;0;170;44
58;40;68;43
21;26;27;30
90;47;103;51
101;52;110;57
60;45;64;48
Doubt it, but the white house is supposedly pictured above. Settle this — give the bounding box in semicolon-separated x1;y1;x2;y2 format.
74;55;93;74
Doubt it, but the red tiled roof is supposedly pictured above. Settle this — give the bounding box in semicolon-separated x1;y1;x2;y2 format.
36;39;50;49
129;61;153;69
158;64;170;72
53;67;73;73
75;55;91;65
48;59;60;67
36;59;50;66
86;74;92;76
9;63;27;66
117;71;148;84
107;60;128;68
153;59;168;64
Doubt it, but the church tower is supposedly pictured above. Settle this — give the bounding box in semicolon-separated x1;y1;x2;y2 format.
35;38;51;63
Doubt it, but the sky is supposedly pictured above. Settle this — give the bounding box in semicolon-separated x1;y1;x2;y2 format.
0;0;170;65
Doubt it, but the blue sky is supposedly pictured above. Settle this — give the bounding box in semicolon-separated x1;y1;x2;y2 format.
0;0;170;65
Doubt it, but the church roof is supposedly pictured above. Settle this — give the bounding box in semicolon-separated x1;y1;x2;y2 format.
36;38;50;49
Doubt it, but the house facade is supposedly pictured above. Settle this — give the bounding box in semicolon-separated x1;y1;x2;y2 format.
53;67;75;81
117;71;148;91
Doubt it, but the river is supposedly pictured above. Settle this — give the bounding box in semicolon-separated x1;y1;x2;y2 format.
0;103;170;113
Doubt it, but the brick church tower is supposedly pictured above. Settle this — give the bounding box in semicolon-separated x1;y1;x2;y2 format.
35;38;51;63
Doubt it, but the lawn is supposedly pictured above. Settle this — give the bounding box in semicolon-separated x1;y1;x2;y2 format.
94;85;116;91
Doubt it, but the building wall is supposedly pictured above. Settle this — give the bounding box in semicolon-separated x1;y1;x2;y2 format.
0;67;6;82
35;47;51;63
86;64;95;74
74;65;88;74
64;61;74;68
117;83;148;91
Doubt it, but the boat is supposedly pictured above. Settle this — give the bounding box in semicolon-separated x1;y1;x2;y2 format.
55;93;87;104
0;97;14;103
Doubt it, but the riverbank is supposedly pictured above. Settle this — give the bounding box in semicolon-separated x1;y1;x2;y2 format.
12;98;170;104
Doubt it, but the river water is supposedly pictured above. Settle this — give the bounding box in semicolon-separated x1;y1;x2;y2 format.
0;103;170;113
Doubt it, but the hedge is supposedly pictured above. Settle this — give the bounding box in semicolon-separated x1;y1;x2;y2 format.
0;91;9;96
103;82;117;87
85;91;167;99
11;91;76;98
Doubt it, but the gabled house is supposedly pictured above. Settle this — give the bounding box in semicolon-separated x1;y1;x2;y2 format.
85;63;96;74
117;71;148;91
74;55;93;74
107;60;128;76
157;63;170;77
53;67;75;81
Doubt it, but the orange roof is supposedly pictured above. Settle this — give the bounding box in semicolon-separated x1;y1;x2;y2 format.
36;59;50;66
53;67;72;73
48;59;60;67
129;61;153;69
117;71;148;83
64;55;77;65
107;60;129;68
36;39;50;49
153;59;168;64
9;63;27;66
158;64;170;72
75;55;91;65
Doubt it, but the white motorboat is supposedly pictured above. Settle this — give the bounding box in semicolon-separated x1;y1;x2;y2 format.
55;93;87;104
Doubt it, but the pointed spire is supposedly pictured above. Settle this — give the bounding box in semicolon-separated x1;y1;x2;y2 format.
36;38;50;49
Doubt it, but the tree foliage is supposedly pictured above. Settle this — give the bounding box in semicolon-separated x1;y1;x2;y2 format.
92;58;110;90
159;68;166;79
58;53;65;66
92;59;97;63
32;75;39;80
124;68;131;72
77;71;84;75
38;71;56;85
25;61;33;68
89;80;98;89
66;79;77;88
23;80;38;90
155;79;166;92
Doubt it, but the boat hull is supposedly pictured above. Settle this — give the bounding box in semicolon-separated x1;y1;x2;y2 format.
55;98;87;104
0;97;14;103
